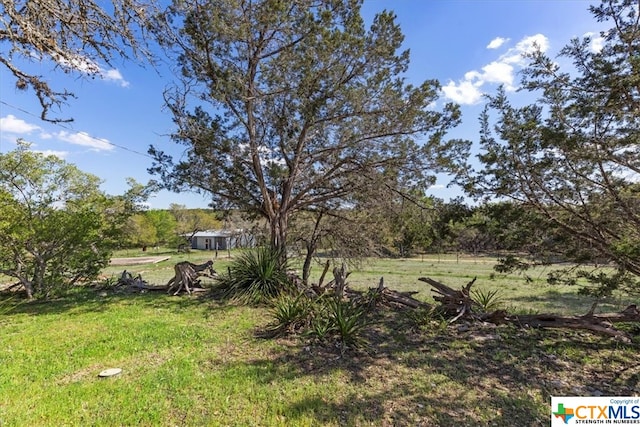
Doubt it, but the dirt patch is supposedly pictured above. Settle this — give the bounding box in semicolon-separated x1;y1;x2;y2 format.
109;256;171;266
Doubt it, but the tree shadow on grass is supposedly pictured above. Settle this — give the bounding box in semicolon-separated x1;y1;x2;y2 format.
215;338;549;425
0;286;223;317
509;289;637;314
228;309;638;426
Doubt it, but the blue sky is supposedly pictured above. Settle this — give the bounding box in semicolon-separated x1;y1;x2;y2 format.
0;0;605;209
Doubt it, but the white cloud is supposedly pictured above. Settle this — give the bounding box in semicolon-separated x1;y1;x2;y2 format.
33;149;69;159
54;53;130;87
487;37;509;49
441;80;483;105
102;69;130;88
501;34;549;65
428;184;445;190
55;131;113;151
0;115;41;134
480;61;515;88
590;37;604;53
442;34;550;105
584;32;605;53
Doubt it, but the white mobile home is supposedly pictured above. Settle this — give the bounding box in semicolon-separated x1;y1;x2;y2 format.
188;229;255;251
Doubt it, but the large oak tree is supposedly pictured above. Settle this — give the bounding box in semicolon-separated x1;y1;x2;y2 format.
149;0;467;259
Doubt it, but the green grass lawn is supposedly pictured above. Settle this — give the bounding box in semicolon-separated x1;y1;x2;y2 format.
106;248;633;315
1;251;638;426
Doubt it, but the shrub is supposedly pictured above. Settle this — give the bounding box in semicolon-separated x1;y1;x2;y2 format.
216;247;293;304
264;293;313;337
324;296;368;351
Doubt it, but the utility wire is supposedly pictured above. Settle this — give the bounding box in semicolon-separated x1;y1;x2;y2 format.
0;100;155;159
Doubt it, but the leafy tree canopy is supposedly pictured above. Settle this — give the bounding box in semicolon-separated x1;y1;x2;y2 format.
149;0;468;258
0;142;145;298
169;203;221;240
461;0;640;296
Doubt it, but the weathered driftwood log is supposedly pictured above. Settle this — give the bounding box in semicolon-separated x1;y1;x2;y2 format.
308;260;332;296
116;270;167;291
327;277;430;309
166;260;215;295
418;276;640;342
307;262;352;297
333;263;348;298
305;264;429;309
317;260;331;288
481;304;640;343
363;277;430;309
418;276;477;322
191;260;216;276
112;261;215;295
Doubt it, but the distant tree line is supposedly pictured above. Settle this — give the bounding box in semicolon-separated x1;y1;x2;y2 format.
121;204;222;250
288;196;586;261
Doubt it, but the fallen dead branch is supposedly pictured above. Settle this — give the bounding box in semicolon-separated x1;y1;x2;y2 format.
418;276;640;343
363;277;429;309
296;266;639;341
419;276;476;322
481;305;640;342
301;266;429;310
115;270;166;291
114;260;216;295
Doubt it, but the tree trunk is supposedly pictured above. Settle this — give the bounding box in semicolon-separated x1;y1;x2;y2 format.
22;279;34;299
301;211;324;285
269;212;289;261
302;241;314;285
32;255;47;298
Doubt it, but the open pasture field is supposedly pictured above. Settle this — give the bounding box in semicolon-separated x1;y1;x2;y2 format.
1;251;638;426
104;248;632;315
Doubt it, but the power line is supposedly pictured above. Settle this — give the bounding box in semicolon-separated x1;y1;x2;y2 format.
0;100;156;159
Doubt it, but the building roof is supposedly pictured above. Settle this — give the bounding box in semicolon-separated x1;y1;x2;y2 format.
188;229;236;238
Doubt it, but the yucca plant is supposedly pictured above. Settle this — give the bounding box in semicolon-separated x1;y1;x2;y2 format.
404;305;447;332
471;288;504;312
264;293;313;337
216;247;293;304
360;287;385;311
307;315;333;342
305;295;334;341
325;297;368;351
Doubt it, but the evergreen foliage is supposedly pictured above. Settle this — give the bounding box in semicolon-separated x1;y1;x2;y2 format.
461;0;640;295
